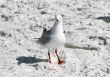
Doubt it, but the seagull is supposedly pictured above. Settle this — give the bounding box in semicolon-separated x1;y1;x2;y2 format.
38;14;66;64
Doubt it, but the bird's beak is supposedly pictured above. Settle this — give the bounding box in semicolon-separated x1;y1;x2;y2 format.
55;14;59;22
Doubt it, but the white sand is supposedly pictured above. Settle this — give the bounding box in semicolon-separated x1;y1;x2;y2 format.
0;0;110;77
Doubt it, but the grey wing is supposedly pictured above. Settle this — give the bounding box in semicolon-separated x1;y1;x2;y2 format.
39;29;52;45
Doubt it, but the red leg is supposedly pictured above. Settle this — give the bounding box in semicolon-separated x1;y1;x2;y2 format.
55;48;63;65
48;50;51;63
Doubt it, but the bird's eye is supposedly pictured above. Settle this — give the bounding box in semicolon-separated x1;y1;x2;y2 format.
56;19;59;22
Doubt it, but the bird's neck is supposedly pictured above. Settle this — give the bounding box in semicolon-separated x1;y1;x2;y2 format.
53;21;63;33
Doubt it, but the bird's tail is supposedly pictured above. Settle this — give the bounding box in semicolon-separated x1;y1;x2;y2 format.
33;38;41;44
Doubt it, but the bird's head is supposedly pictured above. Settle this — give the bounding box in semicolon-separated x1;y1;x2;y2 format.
55;14;62;22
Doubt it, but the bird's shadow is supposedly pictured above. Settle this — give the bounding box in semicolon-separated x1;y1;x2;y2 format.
16;56;48;65
96;16;110;23
65;43;98;50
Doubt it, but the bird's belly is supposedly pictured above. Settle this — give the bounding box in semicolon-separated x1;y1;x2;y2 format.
45;33;66;48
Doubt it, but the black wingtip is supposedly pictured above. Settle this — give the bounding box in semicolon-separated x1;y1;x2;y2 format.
43;28;47;32
36;38;41;44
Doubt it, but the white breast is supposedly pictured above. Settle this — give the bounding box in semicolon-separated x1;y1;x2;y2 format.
45;25;66;48
44;15;66;48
